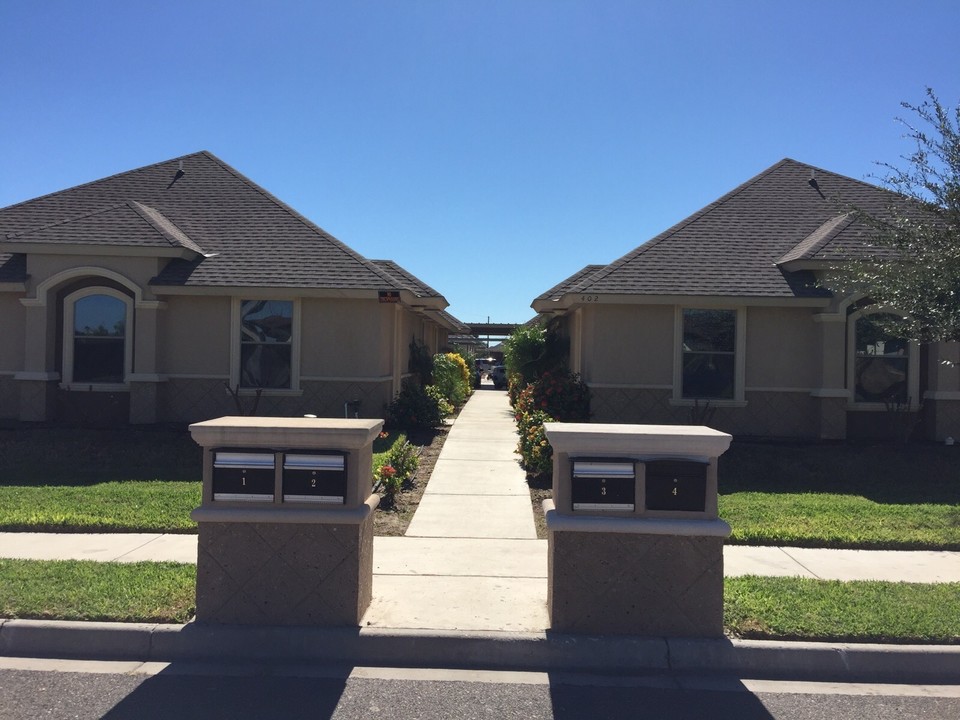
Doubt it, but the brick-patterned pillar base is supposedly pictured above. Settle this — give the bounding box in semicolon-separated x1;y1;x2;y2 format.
194;504;375;626
548;528;724;637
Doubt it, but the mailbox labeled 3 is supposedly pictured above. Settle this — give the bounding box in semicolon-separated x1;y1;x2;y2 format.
645;459;708;512
283;452;347;504
571;460;635;511
212;450;276;502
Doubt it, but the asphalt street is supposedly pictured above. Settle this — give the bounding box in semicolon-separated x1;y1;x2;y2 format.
1;659;958;720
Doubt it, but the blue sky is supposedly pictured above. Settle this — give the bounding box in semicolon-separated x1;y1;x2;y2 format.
2;1;958;324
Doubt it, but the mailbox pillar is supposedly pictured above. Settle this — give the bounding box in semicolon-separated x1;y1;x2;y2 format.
189;416;383;626
543;423;732;637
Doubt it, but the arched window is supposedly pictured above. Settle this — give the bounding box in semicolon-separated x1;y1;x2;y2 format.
62;288;133;388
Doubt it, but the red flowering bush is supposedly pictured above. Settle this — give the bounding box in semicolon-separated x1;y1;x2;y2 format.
512;370;590;478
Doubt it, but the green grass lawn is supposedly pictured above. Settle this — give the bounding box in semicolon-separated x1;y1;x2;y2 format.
718;442;960;550
726;576;960;644
0;426;409;533
2;558;956;643
0;559;196;623
0;427;202;533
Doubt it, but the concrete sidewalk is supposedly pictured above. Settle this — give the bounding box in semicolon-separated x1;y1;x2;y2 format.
2;387;959;634
3;388;960;682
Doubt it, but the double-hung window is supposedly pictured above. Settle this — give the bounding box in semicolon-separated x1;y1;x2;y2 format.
62;287;133;388
852;312;910;405
679;308;738;400
238;299;294;389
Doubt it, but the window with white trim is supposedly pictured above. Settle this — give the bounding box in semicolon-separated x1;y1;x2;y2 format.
680;308;737;400
852;311;910;404
62;287;133;388
238;299;294;389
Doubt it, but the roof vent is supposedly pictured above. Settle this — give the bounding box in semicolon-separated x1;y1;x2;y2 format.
167;160;185;189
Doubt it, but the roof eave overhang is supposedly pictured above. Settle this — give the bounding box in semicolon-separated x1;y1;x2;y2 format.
0;242;201;261
533;292;832;312
776;258;836;273
148;285;450;308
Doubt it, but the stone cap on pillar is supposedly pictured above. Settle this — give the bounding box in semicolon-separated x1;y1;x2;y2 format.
544;423;732;458
189;416;384;450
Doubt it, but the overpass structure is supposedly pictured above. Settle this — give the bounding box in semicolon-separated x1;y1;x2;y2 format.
452;322;521;353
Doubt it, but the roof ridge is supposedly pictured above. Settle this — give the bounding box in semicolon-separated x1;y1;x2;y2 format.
569;158;794;294
199;152;402;289
775;211;857;265
127;201;207;255
5;201;128;239
0;152;210;213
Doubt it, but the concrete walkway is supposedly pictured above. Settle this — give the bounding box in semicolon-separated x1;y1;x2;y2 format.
4;390;960;682
1;387;959;634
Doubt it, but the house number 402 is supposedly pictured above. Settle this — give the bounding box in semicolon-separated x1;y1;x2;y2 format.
580;295;600;302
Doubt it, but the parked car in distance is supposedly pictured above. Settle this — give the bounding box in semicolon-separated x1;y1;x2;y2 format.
491;365;508;389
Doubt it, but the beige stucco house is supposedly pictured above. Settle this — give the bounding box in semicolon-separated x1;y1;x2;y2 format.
0;151;465;426
532;158;960;441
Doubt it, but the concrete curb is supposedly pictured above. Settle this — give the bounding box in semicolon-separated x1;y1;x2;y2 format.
2;618;959;684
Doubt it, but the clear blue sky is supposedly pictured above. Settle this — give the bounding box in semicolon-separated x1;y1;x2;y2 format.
2;1;958;324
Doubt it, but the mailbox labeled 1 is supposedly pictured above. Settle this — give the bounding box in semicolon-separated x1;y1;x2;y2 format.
645;459;708;512
212;450;276;502
283;452;347;504
571;459;635;511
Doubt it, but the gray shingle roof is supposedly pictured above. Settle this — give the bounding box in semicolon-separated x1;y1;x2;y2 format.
535;265;606;302
4;200;206;256
370;259;442;299
0;151;448;297
548;159;903;300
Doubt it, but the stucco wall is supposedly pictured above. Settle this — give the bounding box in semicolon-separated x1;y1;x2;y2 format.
157;377;393;424
158;296;231;375
301;298;390;378
589;386;821;438
26;255;164;299
744;306;818;389
0;293;25;373
580;304;674;385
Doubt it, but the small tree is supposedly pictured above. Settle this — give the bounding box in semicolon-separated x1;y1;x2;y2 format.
833;89;960;344
503;318;569;387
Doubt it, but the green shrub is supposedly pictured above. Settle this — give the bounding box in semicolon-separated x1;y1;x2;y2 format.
513;370;591;478
516;408;555;477
503;323;547;387
387;378;451;429
433;352;470;406
408;337;434;386
373;437;420;508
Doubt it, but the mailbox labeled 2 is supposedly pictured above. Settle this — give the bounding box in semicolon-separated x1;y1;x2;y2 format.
212;450;276;502
571;460;635;511
645;459;708;512
283;452;347;504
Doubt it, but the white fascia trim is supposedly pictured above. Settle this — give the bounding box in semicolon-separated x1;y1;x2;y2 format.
300;375;393;383
14;371;61;381
128;373;168;383
810;388;851;398
923;391;960;401
587;383;673;390
669;398;749;409
229;388;304;397
59;383;129;393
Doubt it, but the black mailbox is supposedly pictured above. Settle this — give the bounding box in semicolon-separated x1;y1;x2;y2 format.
283;452;347;504
645;459;708;512
212;450;276;502
571;459;635;511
